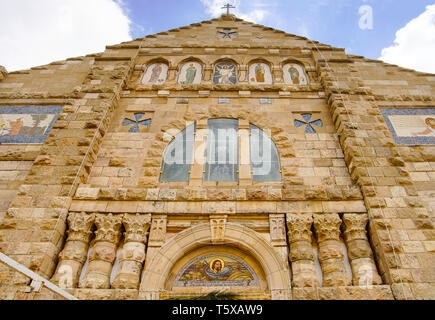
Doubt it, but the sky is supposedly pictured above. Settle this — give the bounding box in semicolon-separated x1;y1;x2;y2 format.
0;0;435;73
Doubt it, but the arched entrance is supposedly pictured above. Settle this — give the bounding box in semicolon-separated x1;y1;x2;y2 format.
139;223;291;300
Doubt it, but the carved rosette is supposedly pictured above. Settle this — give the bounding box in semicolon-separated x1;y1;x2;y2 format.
51;212;95;288
313;214;351;287
342;214;382;286
79;213;122;289
286;214;319;287
112;214;152;289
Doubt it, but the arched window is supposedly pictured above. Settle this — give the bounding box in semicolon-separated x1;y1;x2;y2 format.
250;124;281;182
204;118;239;182
160;124;195;182
160;119;281;183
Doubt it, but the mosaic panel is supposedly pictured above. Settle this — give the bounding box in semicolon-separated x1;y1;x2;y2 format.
0;106;62;144
213;62;237;85
248;63;273;84
283;63;309;85
381;108;435;145
140;63;168;84
294;113;323;133
174;254;258;287
177;61;203;84
122;113;152;133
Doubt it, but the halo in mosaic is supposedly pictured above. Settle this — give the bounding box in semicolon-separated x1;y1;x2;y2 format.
294;113;323;134
174;254;259;287
381;108;435;145
0;106;62;144
122;113;151;133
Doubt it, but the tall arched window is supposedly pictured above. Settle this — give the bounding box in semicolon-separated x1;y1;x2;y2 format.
160;119;281;183
250;124;281;182
204;118;239;182
160;124;195;182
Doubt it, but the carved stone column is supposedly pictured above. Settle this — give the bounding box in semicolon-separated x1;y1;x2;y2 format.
286;214;319;287
313;214;351;287
112;214;152;289
342;214;382;287
79;213;123;289
51;212;95;288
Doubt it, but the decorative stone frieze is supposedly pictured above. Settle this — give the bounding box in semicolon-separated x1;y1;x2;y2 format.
286;214;319;287
313;214;351;287
342;214;382;287
79;213;123;289
112;214;152;289
51;212;95;288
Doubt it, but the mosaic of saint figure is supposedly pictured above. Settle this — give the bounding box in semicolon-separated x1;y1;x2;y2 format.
177;61;202;84
141;63;168;84
248;63;272;84
213;62;237;85
283;63;308;85
175;254;257;287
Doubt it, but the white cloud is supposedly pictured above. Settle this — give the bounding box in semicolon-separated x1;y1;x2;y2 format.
0;0;132;72
379;4;435;74
200;0;268;23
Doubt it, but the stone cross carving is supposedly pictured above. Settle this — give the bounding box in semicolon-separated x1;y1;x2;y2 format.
222;3;235;15
210;215;227;243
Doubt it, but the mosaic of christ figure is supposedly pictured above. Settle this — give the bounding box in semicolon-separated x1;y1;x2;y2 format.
141;63;168;84
177;61;202;84
213;62;237;84
283;63;308;85
248;63;272;84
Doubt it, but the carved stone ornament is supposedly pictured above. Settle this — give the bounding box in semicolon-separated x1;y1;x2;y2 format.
286;214;313;243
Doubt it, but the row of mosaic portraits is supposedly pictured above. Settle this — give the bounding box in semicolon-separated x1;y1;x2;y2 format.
0;106;434;145
140;61;309;85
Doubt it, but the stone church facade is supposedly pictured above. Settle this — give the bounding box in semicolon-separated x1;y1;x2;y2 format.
0;14;434;300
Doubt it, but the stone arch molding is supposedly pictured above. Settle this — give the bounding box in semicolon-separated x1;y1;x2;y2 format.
150;107;295;162
139;223;291;300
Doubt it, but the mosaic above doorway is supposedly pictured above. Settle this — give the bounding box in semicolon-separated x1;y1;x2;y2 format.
381;108;435;145
0;106;62;144
174;254;258;287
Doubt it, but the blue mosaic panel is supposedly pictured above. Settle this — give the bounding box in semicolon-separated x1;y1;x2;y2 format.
122;113;152;133
380;108;435;145
294;113;323;134
0;106;62;144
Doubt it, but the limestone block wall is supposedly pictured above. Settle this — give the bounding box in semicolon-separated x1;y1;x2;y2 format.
0;14;434;300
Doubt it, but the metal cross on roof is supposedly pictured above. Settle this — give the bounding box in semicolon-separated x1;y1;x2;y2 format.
222;3;236;15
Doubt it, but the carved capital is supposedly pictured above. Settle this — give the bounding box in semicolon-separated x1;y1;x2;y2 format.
210;215;227;243
342;214;369;242
94;213;123;243
66;212;95;243
286;214;313;243
313;214;342;243
123;213;152;243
